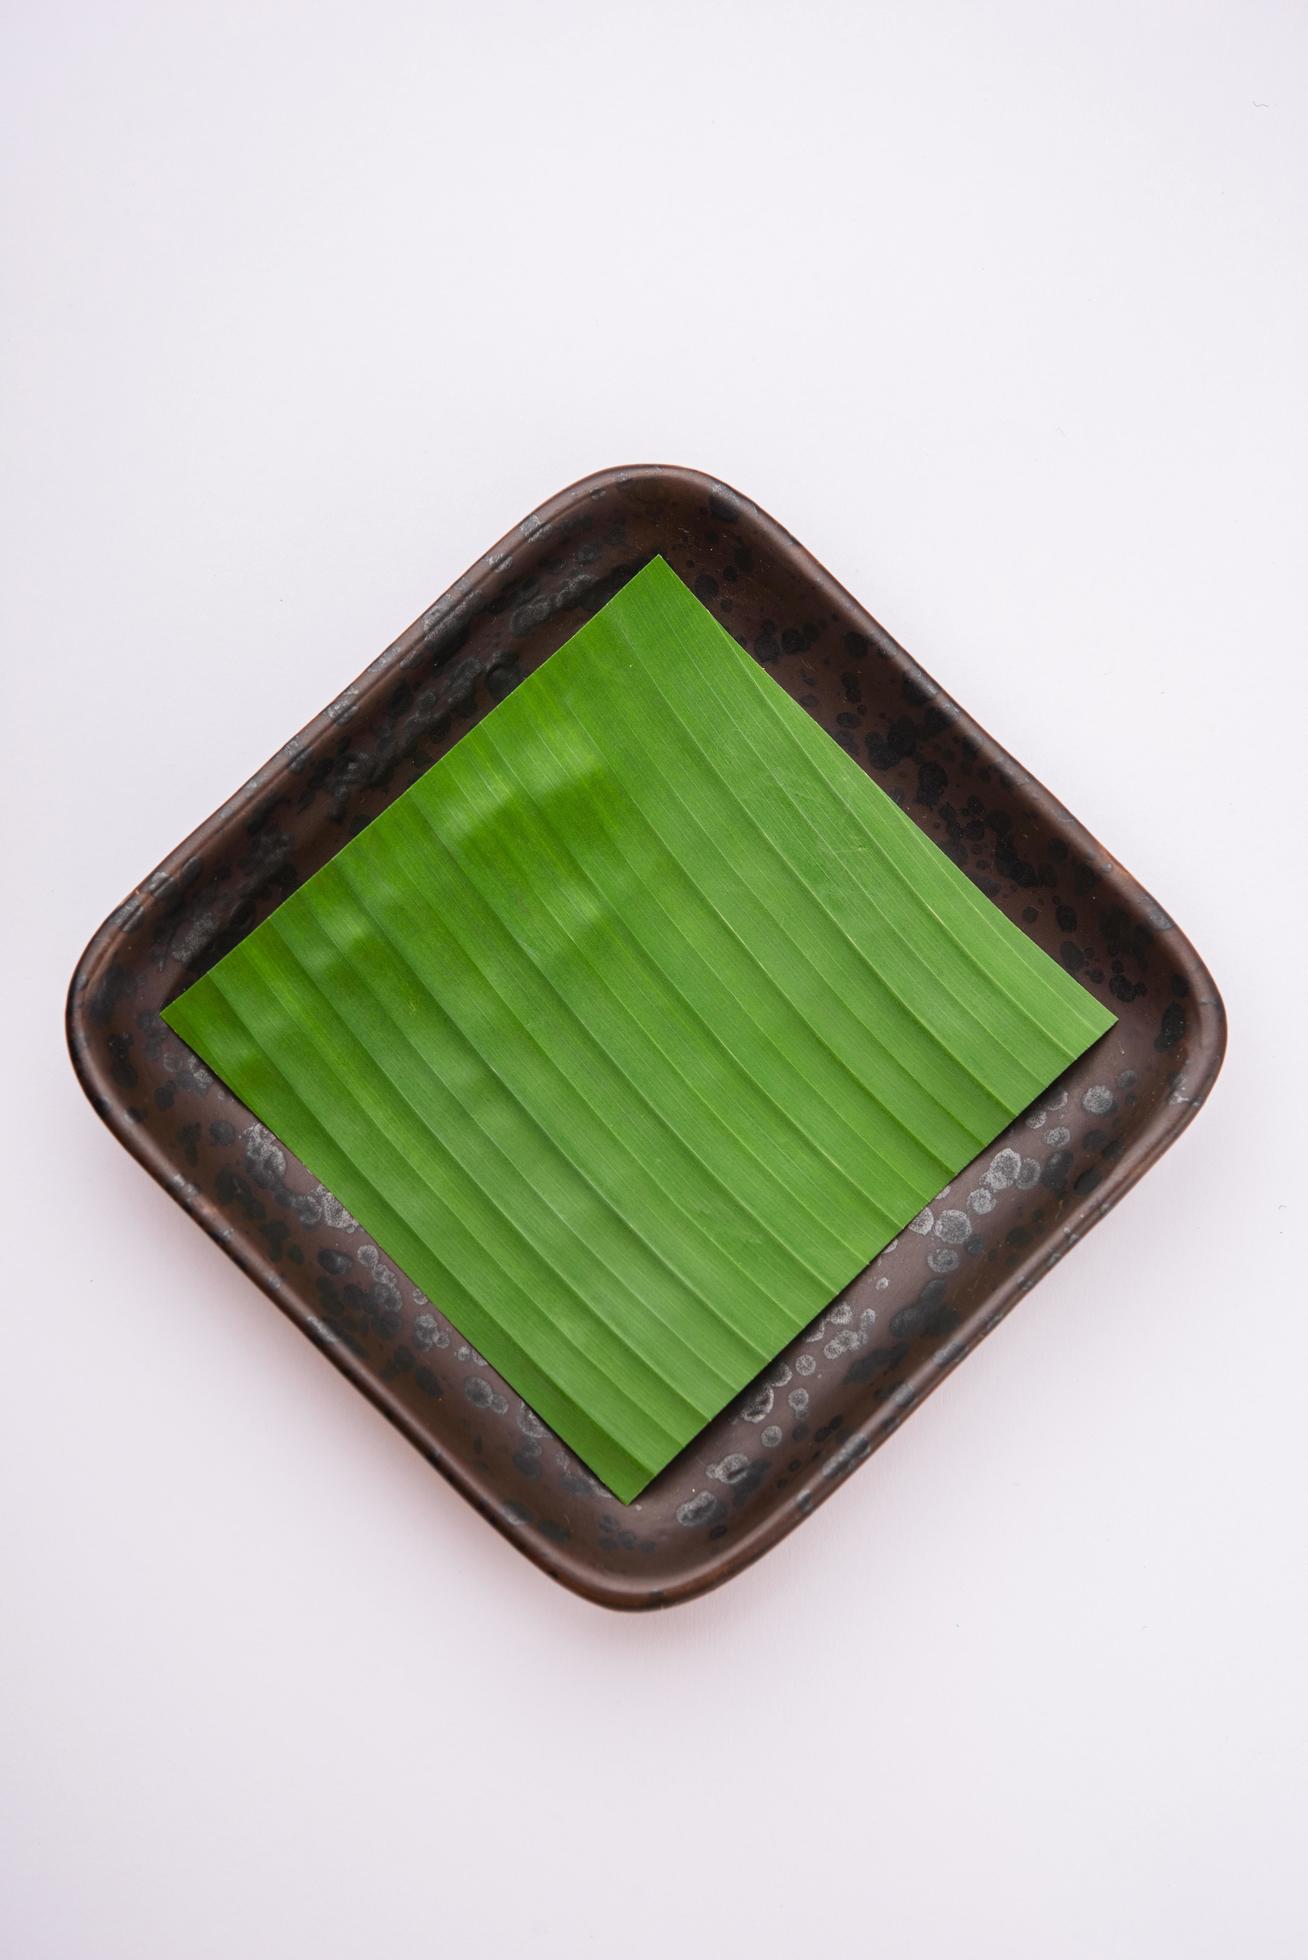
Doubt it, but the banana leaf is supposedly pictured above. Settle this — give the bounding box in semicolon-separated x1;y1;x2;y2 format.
164;558;1114;1500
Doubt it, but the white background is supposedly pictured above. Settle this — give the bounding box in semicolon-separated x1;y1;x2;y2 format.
3;4;1305;1955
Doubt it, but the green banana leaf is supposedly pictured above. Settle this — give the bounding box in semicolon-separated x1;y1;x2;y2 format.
164;558;1114;1500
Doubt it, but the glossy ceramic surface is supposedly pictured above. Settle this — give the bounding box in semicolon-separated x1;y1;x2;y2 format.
68;467;1226;1608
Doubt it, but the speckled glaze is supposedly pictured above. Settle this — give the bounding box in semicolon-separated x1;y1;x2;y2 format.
67;467;1226;1609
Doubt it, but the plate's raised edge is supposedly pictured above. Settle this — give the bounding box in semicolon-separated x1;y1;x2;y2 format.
65;464;1228;1612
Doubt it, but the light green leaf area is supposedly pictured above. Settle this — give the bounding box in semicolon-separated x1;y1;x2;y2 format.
164;558;1114;1500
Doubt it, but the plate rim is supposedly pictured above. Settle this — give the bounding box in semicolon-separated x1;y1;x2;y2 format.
67;463;1228;1609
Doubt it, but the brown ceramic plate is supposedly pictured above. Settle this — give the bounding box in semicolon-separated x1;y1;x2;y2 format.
67;466;1226;1610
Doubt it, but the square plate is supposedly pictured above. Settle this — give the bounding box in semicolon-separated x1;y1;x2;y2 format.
68;466;1226;1609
